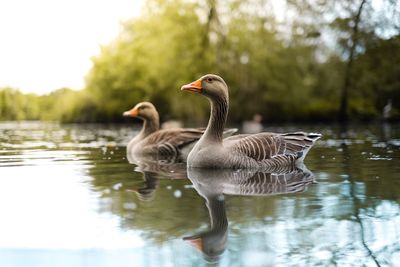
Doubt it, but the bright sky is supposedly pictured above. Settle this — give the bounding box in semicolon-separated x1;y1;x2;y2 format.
0;0;142;94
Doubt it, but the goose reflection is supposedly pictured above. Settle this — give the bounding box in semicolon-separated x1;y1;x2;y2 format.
128;155;187;201
184;165;315;262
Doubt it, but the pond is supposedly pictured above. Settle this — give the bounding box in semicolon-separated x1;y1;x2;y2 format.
0;121;399;267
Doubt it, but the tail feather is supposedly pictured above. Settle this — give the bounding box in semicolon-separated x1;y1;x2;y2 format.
281;132;322;161
307;133;322;141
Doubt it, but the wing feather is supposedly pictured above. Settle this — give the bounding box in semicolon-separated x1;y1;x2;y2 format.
227;132;321;161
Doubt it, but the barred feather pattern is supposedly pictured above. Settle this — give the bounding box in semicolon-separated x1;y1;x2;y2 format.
141;128;204;156
225;131;321;168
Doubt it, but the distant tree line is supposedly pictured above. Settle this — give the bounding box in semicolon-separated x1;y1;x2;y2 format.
1;0;399;123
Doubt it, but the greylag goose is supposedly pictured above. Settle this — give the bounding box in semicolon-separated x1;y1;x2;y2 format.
181;74;321;169
123;102;236;160
184;165;314;261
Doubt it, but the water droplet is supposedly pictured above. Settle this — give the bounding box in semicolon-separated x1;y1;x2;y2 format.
123;203;137;210
174;190;182;198
103;188;111;195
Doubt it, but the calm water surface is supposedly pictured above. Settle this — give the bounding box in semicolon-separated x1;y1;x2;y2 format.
0;122;399;267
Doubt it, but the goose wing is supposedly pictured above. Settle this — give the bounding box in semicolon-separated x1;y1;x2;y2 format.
146;128;204;149
226;132;321;161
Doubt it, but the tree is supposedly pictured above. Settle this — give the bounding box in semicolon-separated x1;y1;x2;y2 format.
337;0;367;122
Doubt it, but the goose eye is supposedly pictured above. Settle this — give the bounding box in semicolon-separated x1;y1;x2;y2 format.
206;77;213;83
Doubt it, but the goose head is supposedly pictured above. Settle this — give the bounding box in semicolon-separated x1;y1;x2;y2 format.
181;74;228;101
123;102;158;121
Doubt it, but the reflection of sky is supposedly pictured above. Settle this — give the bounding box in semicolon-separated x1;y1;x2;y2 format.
0;164;144;250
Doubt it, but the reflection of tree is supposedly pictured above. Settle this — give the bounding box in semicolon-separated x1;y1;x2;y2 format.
339;126;396;266
184;166;314;262
260;125;400;265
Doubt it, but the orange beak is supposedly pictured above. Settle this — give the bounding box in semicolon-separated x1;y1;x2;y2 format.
123;107;138;117
181;79;202;93
183;236;203;251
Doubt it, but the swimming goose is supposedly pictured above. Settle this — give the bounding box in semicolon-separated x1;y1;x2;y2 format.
123;101;237;160
181;74;321;169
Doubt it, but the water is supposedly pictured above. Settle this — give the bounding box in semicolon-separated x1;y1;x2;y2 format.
0;121;399;267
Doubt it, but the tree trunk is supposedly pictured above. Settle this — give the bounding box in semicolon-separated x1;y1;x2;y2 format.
338;0;367;122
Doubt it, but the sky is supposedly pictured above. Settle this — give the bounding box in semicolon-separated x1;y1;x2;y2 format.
0;0;142;94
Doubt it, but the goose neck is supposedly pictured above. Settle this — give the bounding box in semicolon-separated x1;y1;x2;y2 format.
203;97;228;143
140;115;160;137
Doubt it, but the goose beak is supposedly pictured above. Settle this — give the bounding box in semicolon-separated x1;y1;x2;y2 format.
123;108;138;117
181;79;202;93
183;236;203;251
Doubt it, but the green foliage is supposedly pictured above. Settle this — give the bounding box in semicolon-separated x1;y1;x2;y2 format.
0;88;40;121
0;0;399;122
350;36;400;119
84;0;211;122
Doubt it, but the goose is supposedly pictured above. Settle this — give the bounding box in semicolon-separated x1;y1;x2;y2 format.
181;74;321;169
123;101;237;160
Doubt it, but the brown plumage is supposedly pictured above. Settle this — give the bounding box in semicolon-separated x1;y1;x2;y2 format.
181;74;321;169
123;101;237;160
123;102;204;159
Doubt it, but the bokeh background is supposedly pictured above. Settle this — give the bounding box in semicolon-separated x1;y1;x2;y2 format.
1;0;399;123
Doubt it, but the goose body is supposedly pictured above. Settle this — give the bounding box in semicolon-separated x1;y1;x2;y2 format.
123;101;237;160
123;102;205;159
181;74;321;169
127;126;205;157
